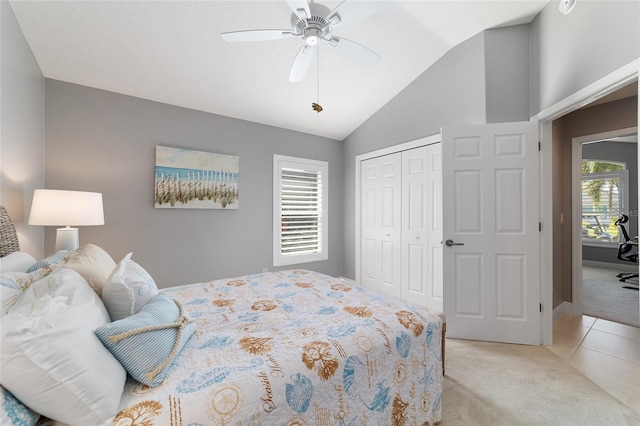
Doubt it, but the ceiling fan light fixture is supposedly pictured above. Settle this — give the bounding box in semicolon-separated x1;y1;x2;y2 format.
304;28;322;45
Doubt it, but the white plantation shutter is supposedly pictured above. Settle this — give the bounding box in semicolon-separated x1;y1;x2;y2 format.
274;155;328;266
581;170;627;247
281;168;322;253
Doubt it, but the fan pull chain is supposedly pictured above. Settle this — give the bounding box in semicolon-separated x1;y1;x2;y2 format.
312;45;323;113
317;44;320;103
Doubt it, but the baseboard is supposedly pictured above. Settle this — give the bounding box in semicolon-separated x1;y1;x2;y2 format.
583;260;637;273
553;301;573;321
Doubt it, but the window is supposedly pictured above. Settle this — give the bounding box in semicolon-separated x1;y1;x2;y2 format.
581;160;628;247
273;155;328;266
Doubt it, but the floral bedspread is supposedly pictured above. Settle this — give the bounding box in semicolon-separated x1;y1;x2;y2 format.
112;269;443;425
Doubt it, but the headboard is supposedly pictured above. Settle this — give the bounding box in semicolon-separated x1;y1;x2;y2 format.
0;206;20;257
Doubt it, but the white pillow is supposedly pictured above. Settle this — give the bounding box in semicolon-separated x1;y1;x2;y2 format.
102;253;159;321
0;272;32;316
25;250;71;273
0;252;37;273
0;268;126;425
53;243;116;296
0;269;49;316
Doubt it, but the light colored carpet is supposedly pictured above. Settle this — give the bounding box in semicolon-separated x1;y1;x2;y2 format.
582;266;639;328
442;338;640;426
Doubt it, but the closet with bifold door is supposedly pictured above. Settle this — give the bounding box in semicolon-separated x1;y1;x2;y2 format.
360;143;443;312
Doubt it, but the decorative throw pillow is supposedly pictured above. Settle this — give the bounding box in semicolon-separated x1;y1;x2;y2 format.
95;293;196;387
101;253;159;321
0;252;37;273
0;268;126;425
0;386;39;426
25;250;71;273
53;243;116;296
0;269;49;316
0;272;31;316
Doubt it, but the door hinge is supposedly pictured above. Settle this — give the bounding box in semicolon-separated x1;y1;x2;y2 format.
540;303;543;313
539;222;542;232
538;141;541;151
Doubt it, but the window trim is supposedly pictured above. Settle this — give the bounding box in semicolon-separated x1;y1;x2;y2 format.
273;155;328;266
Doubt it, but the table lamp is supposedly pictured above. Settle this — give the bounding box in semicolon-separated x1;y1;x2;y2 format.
28;189;104;251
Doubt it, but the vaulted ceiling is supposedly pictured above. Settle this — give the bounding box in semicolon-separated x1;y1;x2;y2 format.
9;1;549;140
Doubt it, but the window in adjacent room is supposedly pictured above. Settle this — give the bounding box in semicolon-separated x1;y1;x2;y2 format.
581;160;628;247
273;155;328;266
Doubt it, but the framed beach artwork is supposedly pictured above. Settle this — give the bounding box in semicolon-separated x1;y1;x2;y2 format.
155;146;239;209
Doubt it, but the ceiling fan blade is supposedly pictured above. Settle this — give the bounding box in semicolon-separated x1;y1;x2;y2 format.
289;45;314;82
286;0;311;19
221;30;293;42
328;1;387;27
328;37;380;65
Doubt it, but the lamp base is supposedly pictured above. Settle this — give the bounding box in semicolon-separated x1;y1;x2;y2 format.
55;227;79;251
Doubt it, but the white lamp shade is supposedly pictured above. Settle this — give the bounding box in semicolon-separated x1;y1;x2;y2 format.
29;189;104;226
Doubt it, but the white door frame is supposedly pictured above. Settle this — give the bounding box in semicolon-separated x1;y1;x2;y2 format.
355;133;441;286
532;58;639;345
571;128;637;316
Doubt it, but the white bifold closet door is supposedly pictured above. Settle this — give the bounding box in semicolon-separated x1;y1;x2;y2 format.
361;151;403;299
401;145;443;312
360;144;443;312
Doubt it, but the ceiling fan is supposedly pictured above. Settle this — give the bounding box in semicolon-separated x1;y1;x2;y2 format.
221;0;384;82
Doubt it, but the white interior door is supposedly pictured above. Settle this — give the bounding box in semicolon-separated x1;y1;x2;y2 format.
442;122;540;344
361;153;402;298
402;144;443;312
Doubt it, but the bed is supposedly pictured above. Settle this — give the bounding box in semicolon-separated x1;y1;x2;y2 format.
0;206;444;426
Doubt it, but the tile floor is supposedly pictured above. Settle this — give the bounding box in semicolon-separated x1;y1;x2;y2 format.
550;314;640;416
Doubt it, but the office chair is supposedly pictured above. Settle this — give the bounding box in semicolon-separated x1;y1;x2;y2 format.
614;214;639;284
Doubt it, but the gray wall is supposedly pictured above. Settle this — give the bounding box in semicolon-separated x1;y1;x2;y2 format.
342;31;487;280
0;0;45;259
530;0;640;116
44;80;344;288
342;25;532;279
485;25;530;123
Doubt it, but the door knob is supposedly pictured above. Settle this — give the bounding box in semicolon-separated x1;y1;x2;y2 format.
445;239;464;247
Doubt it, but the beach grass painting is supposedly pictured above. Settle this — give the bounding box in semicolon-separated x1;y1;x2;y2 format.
155;146;239;209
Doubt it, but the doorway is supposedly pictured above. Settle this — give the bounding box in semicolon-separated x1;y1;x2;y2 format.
536;67;639;344
571;128;639;328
